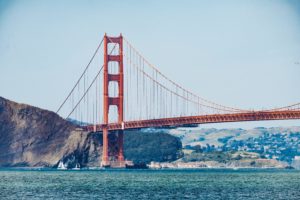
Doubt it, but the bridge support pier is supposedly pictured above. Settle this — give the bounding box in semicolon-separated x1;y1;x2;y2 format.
117;130;124;162
101;128;125;167
101;127;110;167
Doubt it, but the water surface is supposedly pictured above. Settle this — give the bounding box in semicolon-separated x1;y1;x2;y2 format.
0;169;299;199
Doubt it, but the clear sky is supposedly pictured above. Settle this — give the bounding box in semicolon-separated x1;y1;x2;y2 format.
0;0;299;129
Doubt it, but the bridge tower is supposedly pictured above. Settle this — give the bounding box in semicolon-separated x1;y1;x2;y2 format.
102;34;125;167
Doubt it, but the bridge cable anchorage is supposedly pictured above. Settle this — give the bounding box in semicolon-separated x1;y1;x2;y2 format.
65;42;119;120
123;37;250;114
56;37;104;114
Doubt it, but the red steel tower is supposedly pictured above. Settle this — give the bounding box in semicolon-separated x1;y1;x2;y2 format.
102;34;125;167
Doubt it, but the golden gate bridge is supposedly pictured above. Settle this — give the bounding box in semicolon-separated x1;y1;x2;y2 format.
56;34;300;167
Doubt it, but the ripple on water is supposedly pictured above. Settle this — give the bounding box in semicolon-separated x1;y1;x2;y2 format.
0;169;299;200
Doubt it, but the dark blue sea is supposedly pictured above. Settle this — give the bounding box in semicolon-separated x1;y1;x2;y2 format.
0;168;299;199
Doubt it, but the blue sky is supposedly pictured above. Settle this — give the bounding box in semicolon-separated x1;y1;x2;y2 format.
0;0;299;128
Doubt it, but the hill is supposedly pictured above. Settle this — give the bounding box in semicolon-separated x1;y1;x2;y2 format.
169;126;300;164
0;96;182;168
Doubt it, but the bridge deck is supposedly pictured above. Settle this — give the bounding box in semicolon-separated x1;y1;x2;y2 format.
83;110;300;132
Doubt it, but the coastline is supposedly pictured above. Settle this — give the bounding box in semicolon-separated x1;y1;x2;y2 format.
148;159;290;169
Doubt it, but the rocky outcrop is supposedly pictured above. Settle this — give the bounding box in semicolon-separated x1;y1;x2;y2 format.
0;96;82;167
124;131;183;164
0;97;182;168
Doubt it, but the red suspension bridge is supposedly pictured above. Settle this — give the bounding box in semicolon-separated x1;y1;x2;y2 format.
57;34;300;167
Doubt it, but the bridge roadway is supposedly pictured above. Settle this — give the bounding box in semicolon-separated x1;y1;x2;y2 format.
83;110;300;132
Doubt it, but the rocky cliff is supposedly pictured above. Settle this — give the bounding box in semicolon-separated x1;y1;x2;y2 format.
0;97;182;168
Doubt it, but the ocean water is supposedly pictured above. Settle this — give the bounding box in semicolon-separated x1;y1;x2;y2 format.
0;169;299;200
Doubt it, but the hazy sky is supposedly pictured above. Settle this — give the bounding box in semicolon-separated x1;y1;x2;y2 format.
0;0;299;128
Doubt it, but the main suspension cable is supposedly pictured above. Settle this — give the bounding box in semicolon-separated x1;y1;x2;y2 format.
123;37;249;113
56;37;104;114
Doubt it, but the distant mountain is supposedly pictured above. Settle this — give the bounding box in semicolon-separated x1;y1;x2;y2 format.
0;96;182;168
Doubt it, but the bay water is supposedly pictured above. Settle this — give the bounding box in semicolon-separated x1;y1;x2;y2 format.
0;168;299;199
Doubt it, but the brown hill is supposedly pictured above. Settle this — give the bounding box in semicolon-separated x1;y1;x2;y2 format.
0;97;182;168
